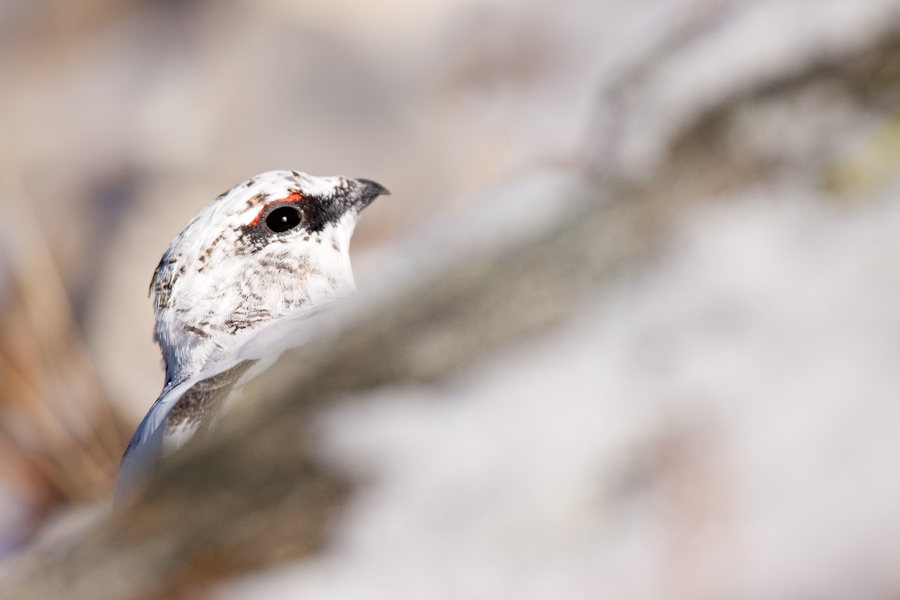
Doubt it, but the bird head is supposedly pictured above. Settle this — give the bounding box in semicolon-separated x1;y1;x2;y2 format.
150;170;388;390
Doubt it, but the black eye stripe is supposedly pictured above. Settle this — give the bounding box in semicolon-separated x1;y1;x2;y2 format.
237;191;342;251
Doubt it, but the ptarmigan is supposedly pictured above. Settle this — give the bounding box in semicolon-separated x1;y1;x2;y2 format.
115;170;388;501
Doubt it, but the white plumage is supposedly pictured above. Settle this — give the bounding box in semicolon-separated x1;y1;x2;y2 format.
115;170;387;501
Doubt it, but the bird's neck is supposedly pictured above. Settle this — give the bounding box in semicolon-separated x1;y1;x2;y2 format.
157;220;359;392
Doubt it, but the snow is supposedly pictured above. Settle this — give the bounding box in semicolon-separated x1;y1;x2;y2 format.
215;181;900;599
604;0;900;178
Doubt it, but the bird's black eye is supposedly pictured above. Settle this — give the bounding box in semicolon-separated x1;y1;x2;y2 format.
266;206;302;233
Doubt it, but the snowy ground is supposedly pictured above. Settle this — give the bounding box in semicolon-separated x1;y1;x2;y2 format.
3;0;900;596
214;181;900;599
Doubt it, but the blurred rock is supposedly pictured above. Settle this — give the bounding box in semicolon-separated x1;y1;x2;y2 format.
3;0;900;599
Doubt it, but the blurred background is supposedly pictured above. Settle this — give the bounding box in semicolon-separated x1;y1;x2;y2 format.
3;0;900;598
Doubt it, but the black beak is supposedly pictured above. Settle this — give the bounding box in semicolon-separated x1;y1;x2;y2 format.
353;178;390;209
